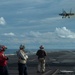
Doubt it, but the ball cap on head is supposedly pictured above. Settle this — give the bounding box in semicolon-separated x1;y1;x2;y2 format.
39;45;44;49
0;45;7;51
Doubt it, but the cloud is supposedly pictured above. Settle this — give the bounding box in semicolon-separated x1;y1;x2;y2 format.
19;31;55;44
3;32;15;36
0;17;6;25
55;27;75;39
16;27;75;45
1;27;75;49
19;27;75;44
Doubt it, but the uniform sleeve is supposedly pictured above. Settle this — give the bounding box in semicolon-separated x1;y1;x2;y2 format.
0;55;8;62
44;51;47;56
17;50;28;60
36;50;39;56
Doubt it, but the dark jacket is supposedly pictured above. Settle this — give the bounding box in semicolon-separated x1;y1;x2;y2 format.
36;49;47;59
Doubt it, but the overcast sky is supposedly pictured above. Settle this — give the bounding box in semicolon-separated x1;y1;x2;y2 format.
0;0;75;49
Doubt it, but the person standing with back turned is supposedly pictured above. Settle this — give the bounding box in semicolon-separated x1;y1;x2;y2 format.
36;45;47;73
17;44;28;75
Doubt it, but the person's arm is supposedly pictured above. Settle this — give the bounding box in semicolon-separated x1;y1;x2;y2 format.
44;51;47;56
19;51;28;60
0;55;8;63
36;50;39;56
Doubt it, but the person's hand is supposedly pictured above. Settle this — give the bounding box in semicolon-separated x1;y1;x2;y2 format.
6;57;9;60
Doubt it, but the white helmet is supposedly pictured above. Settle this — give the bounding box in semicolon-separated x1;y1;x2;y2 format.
39;45;44;49
0;45;7;51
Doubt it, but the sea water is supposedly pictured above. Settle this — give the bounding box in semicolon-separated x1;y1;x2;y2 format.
5;49;17;55
5;48;75;56
5;49;37;55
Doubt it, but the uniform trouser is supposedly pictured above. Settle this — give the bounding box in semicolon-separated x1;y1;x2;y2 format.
0;66;9;75
37;58;45;72
18;63;28;75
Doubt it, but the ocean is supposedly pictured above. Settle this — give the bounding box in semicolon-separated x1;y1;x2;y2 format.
5;49;75;55
5;49;37;55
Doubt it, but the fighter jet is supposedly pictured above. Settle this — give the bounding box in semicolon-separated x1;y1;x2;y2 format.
59;9;74;18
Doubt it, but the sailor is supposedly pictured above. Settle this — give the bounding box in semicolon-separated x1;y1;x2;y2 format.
0;45;9;75
36;45;47;73
17;44;28;75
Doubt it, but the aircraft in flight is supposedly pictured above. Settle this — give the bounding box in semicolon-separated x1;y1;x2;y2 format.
59;9;74;18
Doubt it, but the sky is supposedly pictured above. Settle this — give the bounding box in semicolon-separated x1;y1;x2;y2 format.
0;0;75;49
